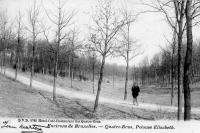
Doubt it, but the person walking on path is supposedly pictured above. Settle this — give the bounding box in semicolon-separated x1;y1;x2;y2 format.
132;82;140;106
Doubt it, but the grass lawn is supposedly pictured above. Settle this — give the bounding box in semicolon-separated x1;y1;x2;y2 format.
1;73;200;120
8;68;200;108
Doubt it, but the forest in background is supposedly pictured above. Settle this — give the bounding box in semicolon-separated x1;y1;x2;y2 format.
0;0;198;120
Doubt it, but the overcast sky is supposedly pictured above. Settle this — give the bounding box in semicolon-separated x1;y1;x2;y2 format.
1;0;199;67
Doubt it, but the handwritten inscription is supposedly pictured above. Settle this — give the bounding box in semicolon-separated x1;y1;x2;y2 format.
19;124;50;132
1;121;17;129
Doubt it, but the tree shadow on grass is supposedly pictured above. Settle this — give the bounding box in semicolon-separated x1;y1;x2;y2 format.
38;92;77;119
67;100;155;120
74;101;93;112
37;91;155;120
70;101;96;119
53;97;95;119
105;105;155;120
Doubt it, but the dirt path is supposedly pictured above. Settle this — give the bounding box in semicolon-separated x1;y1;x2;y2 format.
2;69;200;115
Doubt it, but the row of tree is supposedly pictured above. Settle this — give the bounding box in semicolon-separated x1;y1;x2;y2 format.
0;0;197;120
0;0;141;114
135;39;200;85
141;0;197;120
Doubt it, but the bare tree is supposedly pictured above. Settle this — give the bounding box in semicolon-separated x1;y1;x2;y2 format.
143;0;200;120
168;31;177;106
142;0;186;120
170;31;177;106
0;10;9;75
112;64;115;89
118;8;142;100
27;0;41;88
43;0;75;101
14;10;24;81
67;27;82;88
173;1;187;120
90;0;126;112
183;0;193;120
162;31;177;106
89;34;98;94
91;52;97;94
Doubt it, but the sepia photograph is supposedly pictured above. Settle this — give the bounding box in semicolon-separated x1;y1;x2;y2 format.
0;0;200;132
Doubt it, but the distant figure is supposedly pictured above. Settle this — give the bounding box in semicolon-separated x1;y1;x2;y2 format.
132;82;140;106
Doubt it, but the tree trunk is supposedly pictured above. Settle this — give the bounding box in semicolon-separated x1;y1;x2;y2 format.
68;55;71;78
93;55;106;112
141;69;144;85
92;59;95;94
124;24;130;100
177;22;183;120
10;52;13;65
172;0;185;120
70;56;74;88
42;54;45;75
30;41;35;89
183;0;192;120
112;67;115;89
171;30;176;106
1;52;2;73
19;53;23;71
15;57;19;81
124;59;129;100
15;37;20;81
53;52;58;101
132;68;135;85
171;52;174;105
65;62;67;77
3;50;6;75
